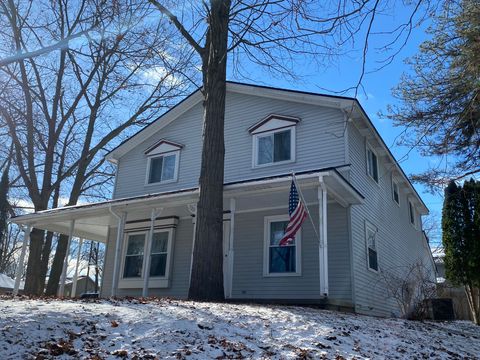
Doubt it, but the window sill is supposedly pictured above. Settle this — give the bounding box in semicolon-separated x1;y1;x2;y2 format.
118;277;170;289
367;266;379;274
144;179;178;187
263;271;302;278
253;158;295;169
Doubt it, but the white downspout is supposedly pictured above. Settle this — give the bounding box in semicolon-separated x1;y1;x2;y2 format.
227;198;236;299
318;177;329;296
187;203;197;288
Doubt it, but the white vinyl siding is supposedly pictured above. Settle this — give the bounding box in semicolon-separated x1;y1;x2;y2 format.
113;92;346;199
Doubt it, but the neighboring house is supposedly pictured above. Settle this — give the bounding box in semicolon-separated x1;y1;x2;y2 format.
63;276;97;297
0;273;24;294
435;255;472;320
11;83;436;317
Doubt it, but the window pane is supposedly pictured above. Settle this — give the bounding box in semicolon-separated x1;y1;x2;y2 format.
149;157;163;183
372;152;378;180
123;255;143;278
409;203;415;224
274;130;291;162
161;154;176;181
150;253;167;277
368;248;378;271
127;234;145;255
270;221;289;246
367;229;376;248
258;135;273;164
393;183;399;203
269;247;296;273
152;232;169;253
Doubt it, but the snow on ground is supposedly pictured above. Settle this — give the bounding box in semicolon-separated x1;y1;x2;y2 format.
0;297;478;359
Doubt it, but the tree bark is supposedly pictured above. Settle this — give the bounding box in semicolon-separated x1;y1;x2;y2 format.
188;0;231;301
24;227;46;294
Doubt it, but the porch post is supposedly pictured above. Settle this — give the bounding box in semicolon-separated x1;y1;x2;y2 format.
13;224;31;296
71;238;84;298
318;177;329;296
187;203;197;287
59;220;76;297
226;198;235;299
143;207;163;297
111;210;127;297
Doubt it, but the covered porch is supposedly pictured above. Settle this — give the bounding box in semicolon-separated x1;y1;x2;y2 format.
11;167;363;300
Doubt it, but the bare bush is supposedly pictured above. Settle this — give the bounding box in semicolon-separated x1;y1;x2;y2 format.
380;262;437;320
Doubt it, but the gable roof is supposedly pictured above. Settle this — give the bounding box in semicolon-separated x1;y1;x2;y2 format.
105;81;428;214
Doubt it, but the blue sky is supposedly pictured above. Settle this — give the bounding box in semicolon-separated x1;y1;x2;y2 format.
227;5;443;245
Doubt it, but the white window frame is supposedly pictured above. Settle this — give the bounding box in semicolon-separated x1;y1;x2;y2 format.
392;177;400;206
263;215;302;277
119;228;175;289
365;220;379;273
365;142;379;183
145;150;180;186
408;199;418;229
252;127;296;168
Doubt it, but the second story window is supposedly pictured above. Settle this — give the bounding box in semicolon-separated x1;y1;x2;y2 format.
249;114;299;168
392;178;400;205
148;153;177;184
366;144;379;182
144;139;183;185
256;129;292;165
409;200;417;227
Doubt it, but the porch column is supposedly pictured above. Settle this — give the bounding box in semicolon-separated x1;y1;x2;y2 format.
143;208;163;297
226;198;235;299
59;220;75;297
71;238;84;298
187;203;197;287
13;224;31;296
111;210;127;297
318;177;329;296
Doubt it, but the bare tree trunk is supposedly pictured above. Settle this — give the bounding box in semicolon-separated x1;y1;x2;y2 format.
465;284;480;325
188;0;230;301
24;227;45;294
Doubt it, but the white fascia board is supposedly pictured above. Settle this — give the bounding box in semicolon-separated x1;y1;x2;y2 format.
106;90;203;163
227;82;354;110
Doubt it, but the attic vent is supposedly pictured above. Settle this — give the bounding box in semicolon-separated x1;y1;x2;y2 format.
144;139;183;156
248;114;300;134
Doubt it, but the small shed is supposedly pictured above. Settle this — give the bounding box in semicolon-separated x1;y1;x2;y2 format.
63;275;97;297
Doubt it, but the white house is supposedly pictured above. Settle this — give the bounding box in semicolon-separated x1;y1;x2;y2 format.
11;82;436;317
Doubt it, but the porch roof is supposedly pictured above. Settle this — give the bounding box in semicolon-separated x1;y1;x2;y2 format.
10;166;363;243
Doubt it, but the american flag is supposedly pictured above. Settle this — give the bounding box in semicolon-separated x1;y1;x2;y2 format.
279;179;307;246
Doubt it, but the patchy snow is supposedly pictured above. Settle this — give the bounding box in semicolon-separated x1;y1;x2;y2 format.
0;297;478;359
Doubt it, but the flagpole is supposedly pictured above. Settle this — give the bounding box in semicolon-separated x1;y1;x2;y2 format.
291;172;320;242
